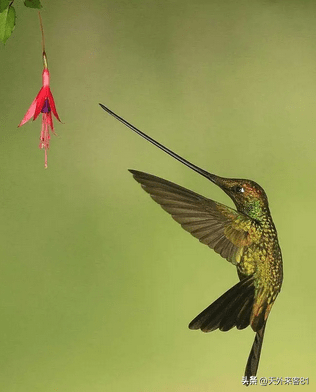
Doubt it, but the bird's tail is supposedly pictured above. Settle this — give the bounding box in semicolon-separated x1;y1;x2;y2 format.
189;276;255;332
189;276;269;379
244;322;266;379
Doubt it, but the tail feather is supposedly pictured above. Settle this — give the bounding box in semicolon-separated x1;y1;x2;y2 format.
245;322;266;379
236;297;253;330
189;276;254;332
189;275;268;378
219;284;254;331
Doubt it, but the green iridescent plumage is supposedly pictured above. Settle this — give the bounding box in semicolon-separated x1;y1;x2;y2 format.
130;170;283;336
100;103;283;381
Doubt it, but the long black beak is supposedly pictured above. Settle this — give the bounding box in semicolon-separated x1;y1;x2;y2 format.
99;104;226;186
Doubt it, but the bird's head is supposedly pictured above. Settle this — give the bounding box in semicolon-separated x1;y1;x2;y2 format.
209;175;269;220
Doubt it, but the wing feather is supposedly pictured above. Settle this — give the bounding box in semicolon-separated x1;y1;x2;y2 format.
130;170;258;265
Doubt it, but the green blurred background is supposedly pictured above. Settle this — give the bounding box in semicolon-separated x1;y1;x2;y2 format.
1;0;315;391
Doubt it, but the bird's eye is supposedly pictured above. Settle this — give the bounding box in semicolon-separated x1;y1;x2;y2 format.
233;185;245;193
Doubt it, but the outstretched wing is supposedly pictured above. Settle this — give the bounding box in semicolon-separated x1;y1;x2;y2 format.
130;170;259;265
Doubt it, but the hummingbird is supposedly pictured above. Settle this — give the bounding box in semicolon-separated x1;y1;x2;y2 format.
99;103;283;381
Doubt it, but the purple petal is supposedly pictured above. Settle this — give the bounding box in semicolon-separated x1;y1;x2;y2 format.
41;98;51;113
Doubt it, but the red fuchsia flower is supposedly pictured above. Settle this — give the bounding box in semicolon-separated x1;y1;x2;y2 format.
18;65;61;168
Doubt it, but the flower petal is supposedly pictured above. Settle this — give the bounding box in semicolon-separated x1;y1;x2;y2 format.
47;89;61;122
18;96;37;127
33;86;48;121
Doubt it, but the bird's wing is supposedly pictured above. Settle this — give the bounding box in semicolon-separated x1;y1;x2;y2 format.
130;170;259;265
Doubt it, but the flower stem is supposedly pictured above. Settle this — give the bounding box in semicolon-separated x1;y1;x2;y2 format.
38;11;48;69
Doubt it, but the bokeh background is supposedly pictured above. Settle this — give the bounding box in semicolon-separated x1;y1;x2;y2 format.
1;0;315;391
